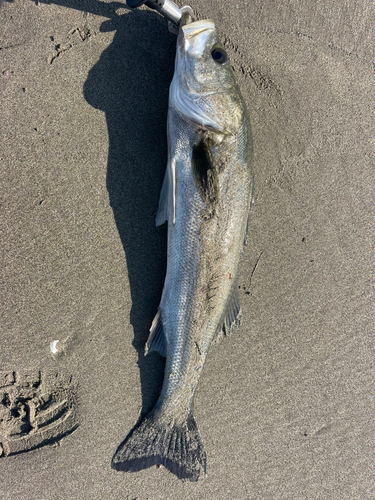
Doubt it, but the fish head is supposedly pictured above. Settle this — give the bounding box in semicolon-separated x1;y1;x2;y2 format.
170;20;244;134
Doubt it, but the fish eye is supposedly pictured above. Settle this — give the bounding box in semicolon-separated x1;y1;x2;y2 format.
211;47;227;64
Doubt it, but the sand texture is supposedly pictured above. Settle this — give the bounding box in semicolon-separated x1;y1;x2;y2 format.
1;0;374;498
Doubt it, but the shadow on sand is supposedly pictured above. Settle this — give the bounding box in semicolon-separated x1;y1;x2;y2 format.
32;0;176;460
83;9;176;416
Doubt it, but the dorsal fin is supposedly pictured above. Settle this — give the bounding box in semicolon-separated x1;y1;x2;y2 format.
243;184;255;246
213;285;241;343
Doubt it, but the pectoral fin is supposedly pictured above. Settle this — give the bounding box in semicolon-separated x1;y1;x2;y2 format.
156;159;176;226
145;309;166;357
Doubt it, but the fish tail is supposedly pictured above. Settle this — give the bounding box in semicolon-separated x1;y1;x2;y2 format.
112;409;207;482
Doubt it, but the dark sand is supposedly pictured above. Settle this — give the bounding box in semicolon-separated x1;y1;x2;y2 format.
1;0;374;498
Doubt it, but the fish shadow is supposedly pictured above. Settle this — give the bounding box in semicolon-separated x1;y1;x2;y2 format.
84;11;175;422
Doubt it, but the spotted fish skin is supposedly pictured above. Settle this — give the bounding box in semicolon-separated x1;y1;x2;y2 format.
112;19;253;481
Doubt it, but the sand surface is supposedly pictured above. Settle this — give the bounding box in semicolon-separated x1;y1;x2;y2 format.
1;0;374;498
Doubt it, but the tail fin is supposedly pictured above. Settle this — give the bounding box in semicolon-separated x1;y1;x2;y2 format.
112;410;207;482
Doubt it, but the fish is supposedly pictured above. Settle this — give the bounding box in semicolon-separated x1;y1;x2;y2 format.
112;18;253;481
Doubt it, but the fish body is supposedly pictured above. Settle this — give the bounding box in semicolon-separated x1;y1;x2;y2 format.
113;19;253;481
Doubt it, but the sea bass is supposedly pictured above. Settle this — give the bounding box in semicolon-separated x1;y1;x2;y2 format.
112;19;253;481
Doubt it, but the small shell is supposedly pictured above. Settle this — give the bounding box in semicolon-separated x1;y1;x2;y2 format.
50;340;59;354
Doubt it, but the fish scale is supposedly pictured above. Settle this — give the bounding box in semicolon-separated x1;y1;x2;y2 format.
112;18;253;481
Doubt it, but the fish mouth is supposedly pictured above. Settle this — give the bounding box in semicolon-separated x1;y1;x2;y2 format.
185;26;211;39
181;20;215;37
181;20;215;55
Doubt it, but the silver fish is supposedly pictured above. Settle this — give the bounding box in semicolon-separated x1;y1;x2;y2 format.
112;19;253;481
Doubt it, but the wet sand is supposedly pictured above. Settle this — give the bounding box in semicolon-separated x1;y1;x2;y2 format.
1;1;374;498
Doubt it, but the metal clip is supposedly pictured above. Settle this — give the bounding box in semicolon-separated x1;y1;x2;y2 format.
168;5;194;34
126;1;194;33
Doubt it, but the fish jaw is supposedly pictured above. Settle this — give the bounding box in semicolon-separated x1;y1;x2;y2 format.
182;20;215;57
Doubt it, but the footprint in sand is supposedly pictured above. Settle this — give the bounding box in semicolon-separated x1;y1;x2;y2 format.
0;370;78;457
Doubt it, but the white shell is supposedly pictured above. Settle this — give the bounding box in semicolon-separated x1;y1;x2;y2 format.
50;340;59;354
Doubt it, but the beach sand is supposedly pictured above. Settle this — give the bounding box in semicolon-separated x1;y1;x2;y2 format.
1;1;374;498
